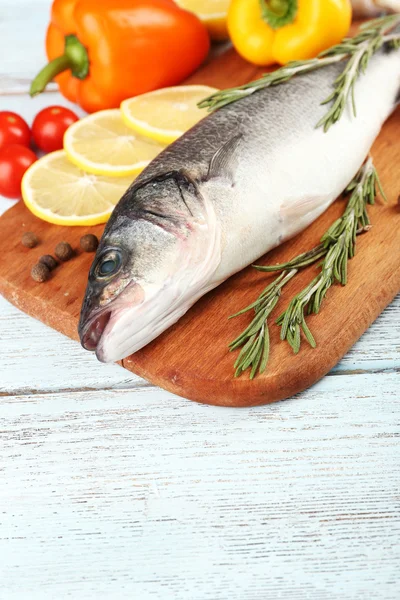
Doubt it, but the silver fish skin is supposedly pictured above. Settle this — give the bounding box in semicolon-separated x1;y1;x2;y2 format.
79;47;400;363
351;0;400;17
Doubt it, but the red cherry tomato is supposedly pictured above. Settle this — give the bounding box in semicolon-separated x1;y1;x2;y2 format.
0;111;31;150
0;145;37;199
32;106;79;153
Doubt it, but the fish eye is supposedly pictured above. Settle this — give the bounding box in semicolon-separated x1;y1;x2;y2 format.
95;249;122;278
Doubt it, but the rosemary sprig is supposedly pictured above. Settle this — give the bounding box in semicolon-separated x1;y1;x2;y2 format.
317;15;400;130
229;269;297;379
198;14;400;130
230;158;384;376
276;159;382;354
253;243;328;273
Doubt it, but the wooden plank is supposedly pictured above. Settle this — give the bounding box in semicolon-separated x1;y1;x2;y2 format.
1;376;399;598
0;296;145;395
0;47;399;406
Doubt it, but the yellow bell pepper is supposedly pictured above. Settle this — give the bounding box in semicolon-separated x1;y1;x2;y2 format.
227;0;352;66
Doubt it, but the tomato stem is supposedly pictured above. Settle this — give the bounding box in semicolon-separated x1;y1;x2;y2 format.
30;35;89;98
259;0;298;29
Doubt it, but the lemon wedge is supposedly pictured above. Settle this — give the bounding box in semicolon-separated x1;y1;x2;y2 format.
63;109;166;177
22;150;134;226
120;85;218;145
175;0;230;40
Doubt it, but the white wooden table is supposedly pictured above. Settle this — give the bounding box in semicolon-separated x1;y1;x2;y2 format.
1;2;399;598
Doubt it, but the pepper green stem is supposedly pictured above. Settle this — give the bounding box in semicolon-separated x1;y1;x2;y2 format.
30;34;89;97
259;0;298;30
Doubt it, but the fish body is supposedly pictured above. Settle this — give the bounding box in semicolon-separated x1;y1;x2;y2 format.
79;47;400;363
351;0;400;17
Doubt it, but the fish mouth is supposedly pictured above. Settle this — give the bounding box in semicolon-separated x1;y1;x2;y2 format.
93;283;189;363
80;309;112;352
79;281;144;356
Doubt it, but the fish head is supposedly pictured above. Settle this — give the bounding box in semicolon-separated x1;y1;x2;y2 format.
78;170;220;362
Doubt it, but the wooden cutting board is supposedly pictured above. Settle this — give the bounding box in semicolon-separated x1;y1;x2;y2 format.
0;45;399;407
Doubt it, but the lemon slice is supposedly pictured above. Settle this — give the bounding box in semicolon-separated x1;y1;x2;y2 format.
22;150;134;226
121;85;218;145
175;0;229;40
64;109;166;177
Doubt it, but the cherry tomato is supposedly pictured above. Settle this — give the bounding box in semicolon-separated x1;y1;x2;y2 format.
0;145;37;199
0;111;31;150
32;106;79;153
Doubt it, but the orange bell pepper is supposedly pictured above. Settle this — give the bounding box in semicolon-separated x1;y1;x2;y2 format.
30;0;210;113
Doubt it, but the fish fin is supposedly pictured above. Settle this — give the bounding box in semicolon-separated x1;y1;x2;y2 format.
207;134;243;182
280;195;326;220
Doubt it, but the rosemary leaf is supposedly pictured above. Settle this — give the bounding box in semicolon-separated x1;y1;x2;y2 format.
259;324;270;374
301;319;317;349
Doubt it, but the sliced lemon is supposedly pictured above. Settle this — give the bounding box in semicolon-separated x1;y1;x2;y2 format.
175;0;230;40
22;150;134;226
63;109;166;177
120;85;218;145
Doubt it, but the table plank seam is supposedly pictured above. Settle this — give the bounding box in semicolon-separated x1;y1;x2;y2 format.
1;367;398;399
